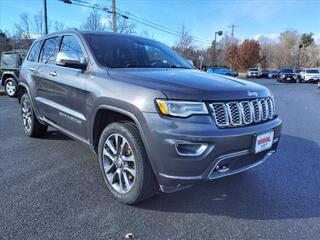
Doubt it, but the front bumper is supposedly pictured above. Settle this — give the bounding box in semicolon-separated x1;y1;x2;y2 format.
142;113;282;191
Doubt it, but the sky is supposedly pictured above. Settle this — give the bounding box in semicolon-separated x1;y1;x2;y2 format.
1;0;320;48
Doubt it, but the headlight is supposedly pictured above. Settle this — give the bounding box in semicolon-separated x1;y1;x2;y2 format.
280;74;285;78
156;99;208;117
293;75;297;79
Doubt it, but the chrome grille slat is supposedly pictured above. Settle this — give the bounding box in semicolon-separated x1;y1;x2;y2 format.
210;97;275;128
226;102;242;126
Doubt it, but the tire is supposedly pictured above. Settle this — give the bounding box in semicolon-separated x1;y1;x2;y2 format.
98;122;158;204
20;93;47;137
4;78;17;97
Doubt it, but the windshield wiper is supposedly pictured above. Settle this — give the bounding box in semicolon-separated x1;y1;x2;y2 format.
168;65;191;69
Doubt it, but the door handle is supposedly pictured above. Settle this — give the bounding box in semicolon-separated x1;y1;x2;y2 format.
49;71;57;77
29;67;35;72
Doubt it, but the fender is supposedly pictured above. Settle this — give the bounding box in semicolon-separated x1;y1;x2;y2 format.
1;71;19;85
91;103;158;175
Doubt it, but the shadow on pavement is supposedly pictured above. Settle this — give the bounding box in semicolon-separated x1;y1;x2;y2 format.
137;134;320;221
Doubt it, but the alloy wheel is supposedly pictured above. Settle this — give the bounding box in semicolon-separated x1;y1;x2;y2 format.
21;98;32;132
102;133;136;194
5;81;16;96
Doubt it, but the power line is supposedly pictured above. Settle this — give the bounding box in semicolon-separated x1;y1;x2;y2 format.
59;0;212;45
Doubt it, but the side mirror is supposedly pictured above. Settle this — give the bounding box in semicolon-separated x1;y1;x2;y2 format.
56;52;87;70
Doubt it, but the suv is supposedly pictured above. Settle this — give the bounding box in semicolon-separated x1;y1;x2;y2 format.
1;50;27;97
299;68;320;83
18;31;282;204
277;68;297;83
247;68;260;78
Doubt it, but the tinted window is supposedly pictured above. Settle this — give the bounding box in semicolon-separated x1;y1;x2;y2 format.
281;68;294;73
249;68;258;71
306;69;319;73
27;41;41;62
59;35;86;63
85;34;192;69
40;37;60;64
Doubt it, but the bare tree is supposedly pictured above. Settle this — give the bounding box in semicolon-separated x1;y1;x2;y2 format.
33;11;44;36
174;24;193;51
53;21;65;32
173;24;194;60
116;16;135;34
80;11;106;31
14;13;33;44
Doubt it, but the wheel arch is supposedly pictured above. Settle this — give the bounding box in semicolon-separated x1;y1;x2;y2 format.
1;72;18;85
90;105;156;173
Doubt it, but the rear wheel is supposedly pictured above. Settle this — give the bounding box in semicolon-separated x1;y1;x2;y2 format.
98;122;157;204
20;93;47;137
4;78;17;97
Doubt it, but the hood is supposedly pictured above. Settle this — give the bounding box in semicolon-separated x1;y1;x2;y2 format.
107;68;271;101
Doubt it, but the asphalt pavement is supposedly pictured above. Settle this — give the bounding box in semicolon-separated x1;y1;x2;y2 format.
0;79;319;240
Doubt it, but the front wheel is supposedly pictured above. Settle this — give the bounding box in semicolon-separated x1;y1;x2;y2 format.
4;78;17;97
20;93;47;137
98;122;158;204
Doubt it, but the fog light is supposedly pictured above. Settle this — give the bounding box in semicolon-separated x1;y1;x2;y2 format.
175;144;208;156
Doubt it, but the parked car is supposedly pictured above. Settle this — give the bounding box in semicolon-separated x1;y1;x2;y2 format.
267;70;279;79
207;67;238;77
260;70;270;78
299;68;320;83
277;68;297;83
18;30;282;204
294;69;302;80
0;50;27;97
247;68;260;78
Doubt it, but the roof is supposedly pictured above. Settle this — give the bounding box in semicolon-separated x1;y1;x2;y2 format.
36;30;153;42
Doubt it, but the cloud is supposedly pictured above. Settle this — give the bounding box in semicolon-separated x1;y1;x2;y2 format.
100;17;111;27
254;33;280;42
314;34;320;44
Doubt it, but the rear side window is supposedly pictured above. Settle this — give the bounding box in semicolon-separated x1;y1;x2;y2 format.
39;37;60;64
27;41;41;62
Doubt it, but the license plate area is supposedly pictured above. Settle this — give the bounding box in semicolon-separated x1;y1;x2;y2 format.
253;131;274;153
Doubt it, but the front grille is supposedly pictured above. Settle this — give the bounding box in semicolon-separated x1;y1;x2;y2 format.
210;97;275;128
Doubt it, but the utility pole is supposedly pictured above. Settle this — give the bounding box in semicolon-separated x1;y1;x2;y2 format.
44;0;48;35
298;44;303;69
213;30;223;67
228;24;239;38
112;0;117;32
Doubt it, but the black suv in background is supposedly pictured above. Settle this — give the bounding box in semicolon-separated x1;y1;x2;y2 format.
18;31;282;204
277;68;298;83
1;50;27;97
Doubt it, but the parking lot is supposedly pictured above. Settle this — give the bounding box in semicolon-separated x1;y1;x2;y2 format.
0;79;319;240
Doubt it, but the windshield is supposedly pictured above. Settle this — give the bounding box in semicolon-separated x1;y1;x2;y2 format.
85;34;193;69
306;69;319;73
249;68;258;71
281;68;294;73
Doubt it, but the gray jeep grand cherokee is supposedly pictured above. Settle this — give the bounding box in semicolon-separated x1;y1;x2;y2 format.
18;30;282;204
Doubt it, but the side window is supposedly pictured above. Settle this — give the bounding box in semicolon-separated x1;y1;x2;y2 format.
59;35;86;64
27;41;41;62
39;37;60;64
